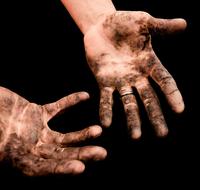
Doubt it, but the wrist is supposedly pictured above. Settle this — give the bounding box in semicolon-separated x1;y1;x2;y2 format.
84;9;117;35
61;0;116;34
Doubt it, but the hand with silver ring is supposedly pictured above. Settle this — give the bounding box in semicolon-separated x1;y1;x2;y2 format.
84;11;186;138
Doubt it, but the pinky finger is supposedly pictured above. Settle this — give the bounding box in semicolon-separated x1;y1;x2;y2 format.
99;87;114;127
54;160;85;175
12;153;85;176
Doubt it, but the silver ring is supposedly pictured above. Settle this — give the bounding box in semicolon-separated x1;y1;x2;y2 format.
120;89;133;97
55;147;65;153
60;148;65;153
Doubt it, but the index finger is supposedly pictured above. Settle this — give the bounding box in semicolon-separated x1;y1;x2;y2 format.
43;92;89;121
150;57;184;113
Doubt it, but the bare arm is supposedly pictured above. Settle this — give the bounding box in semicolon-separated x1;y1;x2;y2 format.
60;0;116;34
60;1;186;138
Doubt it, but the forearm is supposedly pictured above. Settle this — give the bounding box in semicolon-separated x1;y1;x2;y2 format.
60;0;116;34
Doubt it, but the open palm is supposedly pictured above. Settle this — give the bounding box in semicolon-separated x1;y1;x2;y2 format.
0;87;106;176
84;11;186;138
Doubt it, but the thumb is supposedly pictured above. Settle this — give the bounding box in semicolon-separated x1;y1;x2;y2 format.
148;16;187;35
43;92;89;121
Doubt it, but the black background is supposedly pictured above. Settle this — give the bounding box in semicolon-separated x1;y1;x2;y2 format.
0;0;198;188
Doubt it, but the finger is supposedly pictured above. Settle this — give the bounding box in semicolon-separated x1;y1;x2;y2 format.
61;125;102;145
36;144;107;162
150;58;184;113
121;93;141;139
70;146;107;161
119;86;141;139
135;78;168;137
99;87;114;127
54;160;85;175
44;125;102;145
20;155;85;176
148;16;187;35
7;138;85;176
43;92;89;121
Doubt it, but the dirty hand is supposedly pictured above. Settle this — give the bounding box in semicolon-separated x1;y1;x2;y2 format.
0;87;106;176
84;11;186;138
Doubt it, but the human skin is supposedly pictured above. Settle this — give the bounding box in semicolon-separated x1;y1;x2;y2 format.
0;87;106;176
61;0;186;138
84;11;186;138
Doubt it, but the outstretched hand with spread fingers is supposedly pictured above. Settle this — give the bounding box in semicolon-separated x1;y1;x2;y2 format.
0;87;106;176
84;11;186;138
